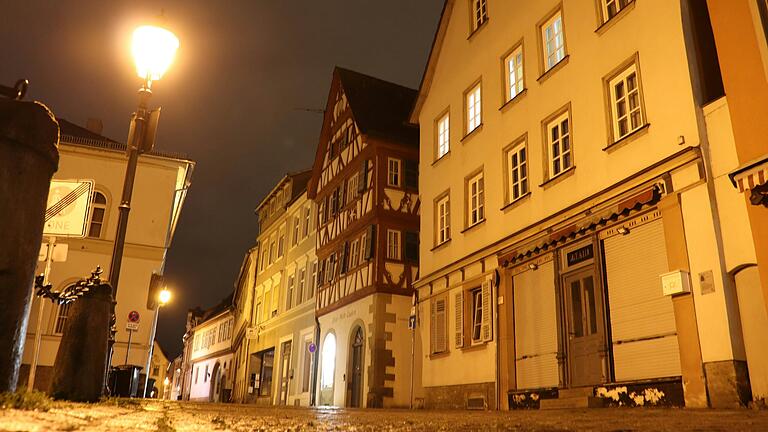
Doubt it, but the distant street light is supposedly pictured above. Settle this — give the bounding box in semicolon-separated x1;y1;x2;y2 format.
105;22;178;395
143;286;172;398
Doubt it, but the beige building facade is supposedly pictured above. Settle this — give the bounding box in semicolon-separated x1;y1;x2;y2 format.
187;305;234;402
413;0;759;410
235;171;319;407
20;119;193;392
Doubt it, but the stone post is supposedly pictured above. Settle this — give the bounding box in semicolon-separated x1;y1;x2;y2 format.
0;98;59;392
49;283;113;402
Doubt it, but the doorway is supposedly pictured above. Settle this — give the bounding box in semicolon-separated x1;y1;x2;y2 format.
319;333;336;406
564;269;606;387
209;362;221;402
347;326;364;408
279;340;292;405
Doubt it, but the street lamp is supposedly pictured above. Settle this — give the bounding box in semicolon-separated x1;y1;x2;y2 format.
104;23;178;394
143;286;172;398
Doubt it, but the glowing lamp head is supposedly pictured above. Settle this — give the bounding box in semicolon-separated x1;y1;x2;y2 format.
158;287;172;305
132;25;179;81
163;377;170;386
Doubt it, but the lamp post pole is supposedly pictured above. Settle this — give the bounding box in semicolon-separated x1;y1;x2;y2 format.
142;301;160;397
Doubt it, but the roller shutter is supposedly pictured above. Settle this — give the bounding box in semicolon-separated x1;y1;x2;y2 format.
603;219;681;381
514;261;559;389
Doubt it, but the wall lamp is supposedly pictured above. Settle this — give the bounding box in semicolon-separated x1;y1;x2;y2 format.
617;226;630;235
528;263;538;271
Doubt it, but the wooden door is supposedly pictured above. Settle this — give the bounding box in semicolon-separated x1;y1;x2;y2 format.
564;269;606;387
349;327;364;408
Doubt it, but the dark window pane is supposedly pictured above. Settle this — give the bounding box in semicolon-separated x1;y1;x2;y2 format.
571;281;584;337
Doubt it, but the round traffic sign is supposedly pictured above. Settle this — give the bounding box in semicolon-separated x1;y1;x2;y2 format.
128;310;140;323
308;342;316;353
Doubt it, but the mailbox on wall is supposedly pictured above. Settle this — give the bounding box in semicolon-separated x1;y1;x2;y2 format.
660;270;692;296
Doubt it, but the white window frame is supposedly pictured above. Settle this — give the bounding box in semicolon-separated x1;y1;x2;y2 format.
292;216;300;247
303;205;312;237
507;141;528;202
466;83;482;134
286;274;295;310
471;0;488;32
310;260;318;298
350;239;360;269
468;172;485;227
347;173;359;205
609;63;644;141
546;111;572;178
387;229;401;260
437;112;450;159
601;0;632;22
542;11;566;70
388;158;401;187
54;302;71;334
436;195;450;245
87;191;107;239
504;46;524;101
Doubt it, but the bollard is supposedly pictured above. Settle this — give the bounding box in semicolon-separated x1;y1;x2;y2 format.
49;283;113;402
0;97;59;392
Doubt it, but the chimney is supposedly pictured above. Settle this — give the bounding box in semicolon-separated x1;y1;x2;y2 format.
85;118;103;135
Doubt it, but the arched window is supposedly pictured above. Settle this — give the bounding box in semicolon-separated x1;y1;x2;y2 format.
54;302;71;334
87;191;107;238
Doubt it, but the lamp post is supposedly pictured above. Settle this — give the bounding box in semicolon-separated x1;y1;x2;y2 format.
104;24;178;394
143;287;171;397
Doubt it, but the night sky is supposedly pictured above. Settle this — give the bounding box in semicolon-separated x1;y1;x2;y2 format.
2;1;443;358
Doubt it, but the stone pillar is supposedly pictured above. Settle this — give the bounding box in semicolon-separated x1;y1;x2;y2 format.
49;283;113;402
658;194;709;408
0;98;59;392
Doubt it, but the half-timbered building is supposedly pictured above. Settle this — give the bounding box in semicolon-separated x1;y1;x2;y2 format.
308;68;420;408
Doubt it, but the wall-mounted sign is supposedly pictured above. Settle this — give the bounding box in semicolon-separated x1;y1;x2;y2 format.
566;244;594;267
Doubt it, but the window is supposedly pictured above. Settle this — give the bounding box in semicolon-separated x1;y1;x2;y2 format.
302;338;313;393
87;191;107;238
54;302;71;334
506;142;528;202
609;63;644;141
258;349;275;396
466;83;482;133
292;217;300;247
436;195;450;245
471;0;488;32
349;239;360;269
471;289;483;344
204;365;209;383
504;46;524;101
277;230;285;258
286;274;295;310
437;112;450;159
387;230;401;260
297;268;306;304
546;111;572;178
601;0;632;22
347;173;359;205
303;205;312;237
430;296;448;354
468;172;485;226
388;158;401;187
310;260;317;297
269;239;275;264
405;232;419;262
329;253;337;283
541;11;566;70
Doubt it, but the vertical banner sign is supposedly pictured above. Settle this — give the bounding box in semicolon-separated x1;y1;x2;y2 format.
43;180;94;237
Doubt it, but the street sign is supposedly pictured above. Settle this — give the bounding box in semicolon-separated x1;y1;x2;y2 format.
126;322;139;331
43;180;94;237
38;242;68;262
128;310;140;323
246;327;258;339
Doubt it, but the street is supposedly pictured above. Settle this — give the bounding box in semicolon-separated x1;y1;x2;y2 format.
2;400;768;431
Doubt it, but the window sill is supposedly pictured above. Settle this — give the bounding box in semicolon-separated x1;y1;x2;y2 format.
430;239;452;252
461;124;484;144
602;123;650;153
429;351;451;360
595;1;636;35
539;166;576;189
537;55;570;84
461;218;486;234
500;191;531;212
461;342;489;353
499;89;528;113
432;151;451;167
467;19;489;41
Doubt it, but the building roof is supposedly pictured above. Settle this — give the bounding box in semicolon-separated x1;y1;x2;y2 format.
57;117;191;162
409;0;452;123
336;67;419;146
194;292;234;328
254;168;313;213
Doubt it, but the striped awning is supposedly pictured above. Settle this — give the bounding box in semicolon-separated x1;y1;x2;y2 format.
729;155;768;193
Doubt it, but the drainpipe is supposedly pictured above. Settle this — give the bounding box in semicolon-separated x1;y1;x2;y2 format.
310;316;321;406
494;269;501;411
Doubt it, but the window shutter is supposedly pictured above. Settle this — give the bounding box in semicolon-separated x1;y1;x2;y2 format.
364;224;376;260
405;231;419;262
404;160;419;189
358;159;368;194
435;297;447;353
481;277;493;342
455;292;464;348
340;241;350;274
430;299;437;354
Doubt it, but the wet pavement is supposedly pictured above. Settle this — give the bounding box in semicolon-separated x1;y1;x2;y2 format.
1;399;767;431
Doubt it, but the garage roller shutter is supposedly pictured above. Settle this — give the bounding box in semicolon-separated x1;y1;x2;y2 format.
603;219;681;381
514;261;559;389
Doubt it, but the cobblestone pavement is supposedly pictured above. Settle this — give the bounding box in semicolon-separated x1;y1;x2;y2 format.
2;400;768;431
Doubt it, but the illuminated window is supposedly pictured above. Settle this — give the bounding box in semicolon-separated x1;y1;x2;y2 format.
387;230;401;260
471;0;488;32
466;83;482;133
471;288;483;343
504;46;524;101
437;112;450;159
467;172;485;227
609;63;644;141
541;11;566;70
601;0;632;22
436;195;450;245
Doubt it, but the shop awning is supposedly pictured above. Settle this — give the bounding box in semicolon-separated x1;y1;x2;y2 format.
729;154;768;193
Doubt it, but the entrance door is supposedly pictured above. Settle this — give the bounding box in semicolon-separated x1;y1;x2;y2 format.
348;327;364;408
279;341;292;405
564;269;606;387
